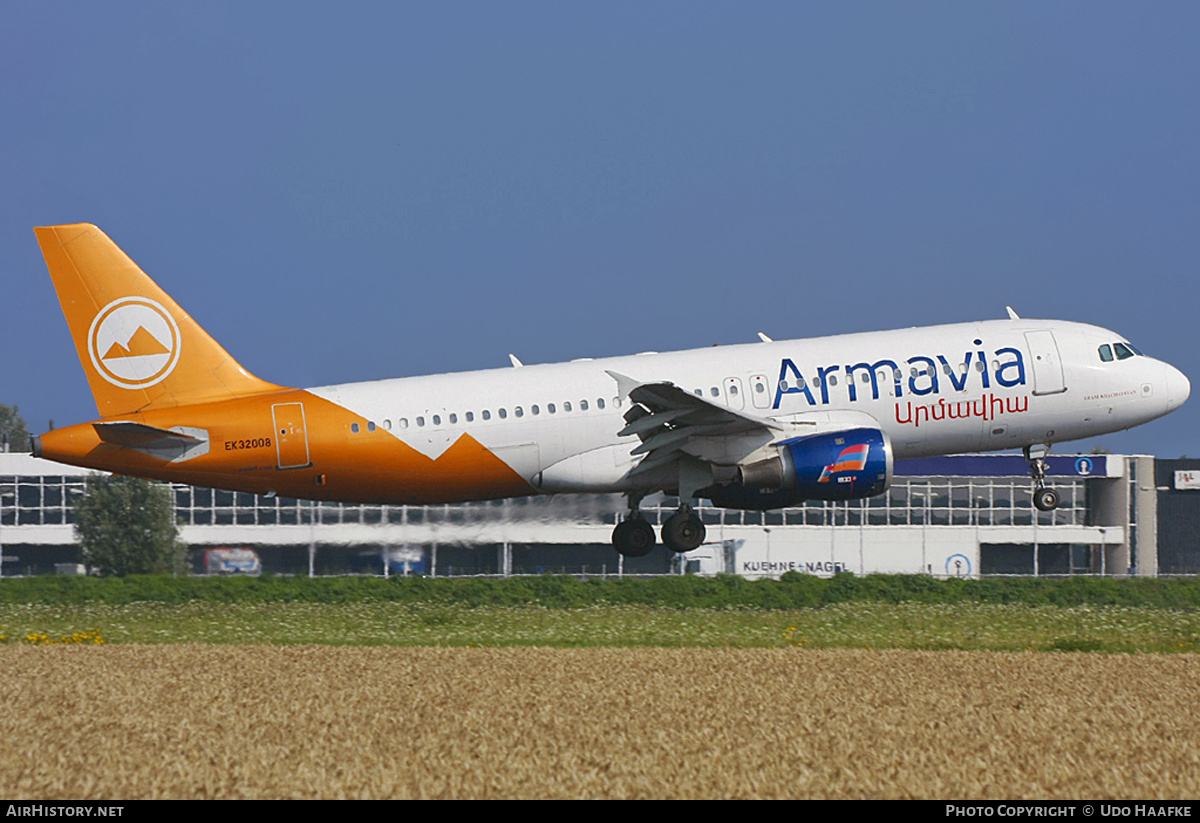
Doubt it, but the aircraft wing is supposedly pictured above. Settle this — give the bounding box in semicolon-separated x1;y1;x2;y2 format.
607;371;786;476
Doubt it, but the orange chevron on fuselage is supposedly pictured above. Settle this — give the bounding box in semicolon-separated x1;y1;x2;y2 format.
37;389;534;504
34;223;534;503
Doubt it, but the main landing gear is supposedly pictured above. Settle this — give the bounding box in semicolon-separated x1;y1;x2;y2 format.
612;516;656;557
1025;444;1059;512
662;505;706;553
612;497;707;557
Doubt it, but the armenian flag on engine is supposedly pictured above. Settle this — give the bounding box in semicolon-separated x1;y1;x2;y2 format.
817;443;871;483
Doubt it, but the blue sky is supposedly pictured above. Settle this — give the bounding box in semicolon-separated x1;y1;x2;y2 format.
2;2;1198;456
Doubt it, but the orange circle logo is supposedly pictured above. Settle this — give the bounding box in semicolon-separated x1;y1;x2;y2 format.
87;297;182;389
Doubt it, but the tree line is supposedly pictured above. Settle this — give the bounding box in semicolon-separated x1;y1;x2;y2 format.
3;403;183;575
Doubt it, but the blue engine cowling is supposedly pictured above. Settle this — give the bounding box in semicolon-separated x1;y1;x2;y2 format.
708;427;892;510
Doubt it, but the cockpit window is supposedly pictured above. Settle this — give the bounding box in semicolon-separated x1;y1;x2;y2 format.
1099;344;1113;362
1114;342;1135;360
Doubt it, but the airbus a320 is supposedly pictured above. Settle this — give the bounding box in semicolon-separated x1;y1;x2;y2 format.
31;224;1190;557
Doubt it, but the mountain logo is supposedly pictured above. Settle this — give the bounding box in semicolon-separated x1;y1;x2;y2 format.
87;297;182;389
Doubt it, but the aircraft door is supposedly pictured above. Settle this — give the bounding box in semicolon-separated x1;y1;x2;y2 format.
272;402;312;469
1025;331;1067;395
749;375;771;409
723;377;745;410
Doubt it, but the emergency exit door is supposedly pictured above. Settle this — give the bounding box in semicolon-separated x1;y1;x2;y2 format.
1024;331;1067;396
272;402;312;469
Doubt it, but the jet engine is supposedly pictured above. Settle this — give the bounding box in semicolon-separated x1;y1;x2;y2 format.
709;427;893;510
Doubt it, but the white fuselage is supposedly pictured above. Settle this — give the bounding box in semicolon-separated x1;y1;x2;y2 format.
309;318;1189;494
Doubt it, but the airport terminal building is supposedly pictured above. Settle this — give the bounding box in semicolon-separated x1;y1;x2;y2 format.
1;451;1197;578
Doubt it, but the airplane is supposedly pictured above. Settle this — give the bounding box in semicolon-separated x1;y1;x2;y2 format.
30;223;1191;557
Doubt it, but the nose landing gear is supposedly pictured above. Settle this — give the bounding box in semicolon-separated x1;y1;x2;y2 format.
1025;444;1059;512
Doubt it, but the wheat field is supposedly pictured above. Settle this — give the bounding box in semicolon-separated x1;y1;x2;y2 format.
2;645;1197;799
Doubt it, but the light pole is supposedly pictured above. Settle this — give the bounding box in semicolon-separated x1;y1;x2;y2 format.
0;490;15;579
910;489;930;574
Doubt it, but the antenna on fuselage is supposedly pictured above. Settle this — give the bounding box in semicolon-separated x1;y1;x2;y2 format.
757;332;773;342
508;354;524;367
1005;306;1020;320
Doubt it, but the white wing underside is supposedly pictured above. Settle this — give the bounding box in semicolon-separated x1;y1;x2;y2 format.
607;371;883;484
607;371;786;478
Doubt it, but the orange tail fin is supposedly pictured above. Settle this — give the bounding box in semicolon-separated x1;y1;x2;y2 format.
35;224;285;418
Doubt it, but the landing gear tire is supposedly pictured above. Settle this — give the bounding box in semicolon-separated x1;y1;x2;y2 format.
612;518;656;557
662;509;706;553
1034;488;1059;512
1024;444;1058;513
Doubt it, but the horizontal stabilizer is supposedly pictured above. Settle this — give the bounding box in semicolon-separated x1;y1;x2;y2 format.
93;421;210;463
93;421;202;447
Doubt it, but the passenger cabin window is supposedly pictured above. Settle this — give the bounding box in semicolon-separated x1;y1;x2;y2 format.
449;413;457;424
548;404;556;414
580;400;588;410
367;421;376;432
432;415;441;425
498;408;507;419
399;418;408;429
596;398;605;409
416;416;425;427
466;412;474;422
1099;344;1114;362
351;423;360;433
564;402;572;412
482;410;491;420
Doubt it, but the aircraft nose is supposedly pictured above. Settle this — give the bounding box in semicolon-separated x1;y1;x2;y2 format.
1165;363;1191;412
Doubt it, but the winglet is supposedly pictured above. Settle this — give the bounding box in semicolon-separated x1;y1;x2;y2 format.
757;332;773;343
508;353;523;368
605;370;641;398
1006;306;1020;320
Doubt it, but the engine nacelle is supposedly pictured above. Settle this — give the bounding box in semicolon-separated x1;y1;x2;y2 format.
709;427;893;510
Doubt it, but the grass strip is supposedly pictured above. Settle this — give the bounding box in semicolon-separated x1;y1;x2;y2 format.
3;601;1198;652
3;572;1200;608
